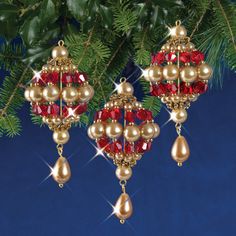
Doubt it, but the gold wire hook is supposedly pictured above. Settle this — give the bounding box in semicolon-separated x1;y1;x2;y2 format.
119;179;127;193
175;123;182;136
57;144;64;157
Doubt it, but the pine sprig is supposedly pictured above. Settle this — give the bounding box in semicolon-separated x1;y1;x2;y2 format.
112;0;138;33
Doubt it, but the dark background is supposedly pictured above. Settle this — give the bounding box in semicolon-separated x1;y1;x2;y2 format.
0;66;236;236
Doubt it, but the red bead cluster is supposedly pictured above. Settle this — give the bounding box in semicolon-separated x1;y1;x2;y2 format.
31;71;88;118
150;81;208;97
151;50;205;66
95;108;154;155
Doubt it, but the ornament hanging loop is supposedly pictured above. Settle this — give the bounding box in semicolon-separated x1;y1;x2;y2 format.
120;77;127;83
176;20;181;26
58;40;64;46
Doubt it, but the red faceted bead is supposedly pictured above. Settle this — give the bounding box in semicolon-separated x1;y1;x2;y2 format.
95;109;110;121
135;139;152;153
191;51;205;64
45;72;59;84
145;110;153;120
150;84;166;97
180;52;191;63
111;140;122;153
62;73;73;83
165;83;177;94
62;106;71;117
151;54;156;64
166;52;177;63
47;104;59;116
32;104;47;116
180;82;193;94
32;72;46;85
125;142;134;154
125;111;135;123
73;72;88;84
110;108;122;120
192;81;208;94
97;137;110;152
155;52;166;64
73;103;87;115
136;109;152;121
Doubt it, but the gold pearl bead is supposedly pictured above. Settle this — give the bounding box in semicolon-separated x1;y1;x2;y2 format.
124;125;140;142
106;122;123;139
42;84;60;102
117;82;134;95
170;25;187;38
29;85;43;102
62;86;79;103
163;64;179;81
152;123;160;138
124;103;133;110
52;117;62;125
171;135;190;165
186;42;195;50
180;66;198;83
90;122;105;139
52;46;68;59
115;193;133;222
78;85;94;102
198;63;212;80
52;156;71;185
171;109;187;123
24;87;32;102
115;165;132;181
53;130;70;144
115;152;124;161
148;65;163;83
141;123;155;139
87;126;95;139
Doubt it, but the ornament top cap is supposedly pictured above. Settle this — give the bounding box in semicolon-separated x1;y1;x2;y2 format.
170;20;187;38
117;78;134;96
52;40;69;59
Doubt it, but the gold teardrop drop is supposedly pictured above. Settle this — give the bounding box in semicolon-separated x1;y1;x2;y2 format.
52;156;71;186
114;193;133;222
171;135;190;165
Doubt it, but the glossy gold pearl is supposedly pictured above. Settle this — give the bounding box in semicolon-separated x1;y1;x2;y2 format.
42;84;60;102
78;85;94;102
170;25;187;38
115;166;132;181
171;109;187;123
180;66;197;83
117;82;134;95
124;125;140;142
52;156;71;185
52;117;62;125
24;87;32;102
52;46;68;58
171;135;190;165
163;64;179;81
152;123;160;138
148;65;163;83
106;122;123;139
90;122;105;139
53;130;70;144
62;86;79;103
87;126;95;139
198;63;213;80
186;42;195;50
141;123;155;139
29;86;43;102
115;193;133;222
